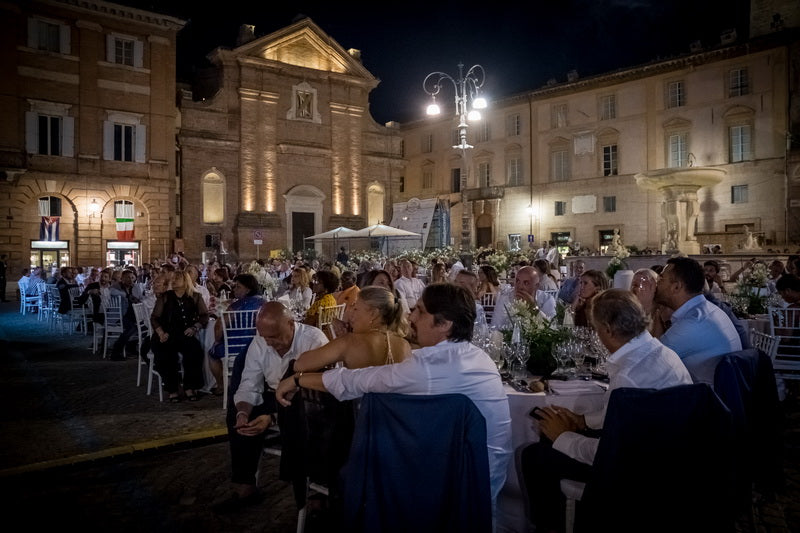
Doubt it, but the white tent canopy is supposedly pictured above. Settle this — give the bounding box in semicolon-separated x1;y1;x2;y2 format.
348;224;421;238
303;226;357;240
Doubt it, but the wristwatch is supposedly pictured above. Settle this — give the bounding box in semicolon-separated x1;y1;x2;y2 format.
293;371;303;388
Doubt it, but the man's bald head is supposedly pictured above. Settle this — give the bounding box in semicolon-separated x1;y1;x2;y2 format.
514;266;540;296
257;302;296;355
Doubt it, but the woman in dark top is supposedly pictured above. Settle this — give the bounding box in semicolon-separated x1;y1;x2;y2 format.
151;270;209;402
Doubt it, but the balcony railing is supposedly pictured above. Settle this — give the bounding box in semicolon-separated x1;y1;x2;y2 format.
464;186;505;201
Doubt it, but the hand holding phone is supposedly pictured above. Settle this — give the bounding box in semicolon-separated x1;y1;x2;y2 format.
529;406;545;420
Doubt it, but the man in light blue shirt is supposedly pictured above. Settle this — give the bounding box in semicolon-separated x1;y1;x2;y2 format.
655;257;741;377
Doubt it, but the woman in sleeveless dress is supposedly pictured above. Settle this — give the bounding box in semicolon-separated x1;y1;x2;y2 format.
293;286;411;372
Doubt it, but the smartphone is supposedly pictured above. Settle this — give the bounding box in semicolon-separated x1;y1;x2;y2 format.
529;406;545;420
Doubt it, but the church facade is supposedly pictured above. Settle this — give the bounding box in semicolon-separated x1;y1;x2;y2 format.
178;18;404;263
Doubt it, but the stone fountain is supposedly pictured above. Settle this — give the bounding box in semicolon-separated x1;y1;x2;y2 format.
635;167;727;255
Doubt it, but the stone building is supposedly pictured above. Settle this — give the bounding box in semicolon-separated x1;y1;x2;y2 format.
398;10;800;256
0;0;185;278
178;18;404;264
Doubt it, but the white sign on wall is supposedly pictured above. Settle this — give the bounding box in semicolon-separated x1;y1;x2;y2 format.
572;195;597;214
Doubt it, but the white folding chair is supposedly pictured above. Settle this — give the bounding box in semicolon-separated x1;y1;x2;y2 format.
767;306;800;384
45;285;63;333
480;292;496;324
317;303;346;340
221;308;259;410
64;286;86;334
19;280;40;315
132;302;153;387
751;328;779;362
102;295;124;359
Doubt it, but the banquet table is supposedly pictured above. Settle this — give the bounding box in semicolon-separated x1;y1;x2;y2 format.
496;377;607;533
745;315;770;335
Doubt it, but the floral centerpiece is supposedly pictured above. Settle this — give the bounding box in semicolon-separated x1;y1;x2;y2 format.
729;262;775;317
242;260;277;298
500;299;572;376
605;245;630;279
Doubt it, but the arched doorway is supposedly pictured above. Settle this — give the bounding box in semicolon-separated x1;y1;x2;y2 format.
367;182;384;225
284;185;325;254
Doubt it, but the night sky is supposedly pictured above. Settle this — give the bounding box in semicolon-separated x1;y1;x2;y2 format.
120;0;749;125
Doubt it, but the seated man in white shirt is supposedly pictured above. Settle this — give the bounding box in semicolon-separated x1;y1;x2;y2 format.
521;289;692;532
492;265;556;327
218;302;329;512
655;256;742;379
393;259;426;310
276;283;512;518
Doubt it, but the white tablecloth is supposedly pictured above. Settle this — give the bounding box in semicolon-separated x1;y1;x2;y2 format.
496;379;607;533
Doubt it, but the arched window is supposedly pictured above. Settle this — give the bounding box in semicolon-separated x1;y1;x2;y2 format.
203;171;224;224
367;182;385;225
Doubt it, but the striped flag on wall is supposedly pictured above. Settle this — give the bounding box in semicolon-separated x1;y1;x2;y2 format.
40;216;60;241
115;201;135;240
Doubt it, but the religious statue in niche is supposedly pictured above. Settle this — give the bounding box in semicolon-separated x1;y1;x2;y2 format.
296;91;312;119
742;225;761;250
607;228;623;253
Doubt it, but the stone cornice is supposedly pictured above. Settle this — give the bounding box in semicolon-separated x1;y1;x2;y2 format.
40;0;186;31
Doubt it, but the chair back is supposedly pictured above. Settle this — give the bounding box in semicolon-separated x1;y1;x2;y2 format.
340;393;491;533
577;384;735;532
751;329;779;361
104;295;124;332
767;305;800;378
318;303;346;339
221;308;259;359
541;289;559;300
480;293;496;324
132;302;151;341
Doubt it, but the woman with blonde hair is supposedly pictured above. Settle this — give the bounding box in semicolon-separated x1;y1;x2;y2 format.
151;270;209;402
572;269;610;328
429;261;447;284
293;286;411;372
287;266;313;308
631;268;669;337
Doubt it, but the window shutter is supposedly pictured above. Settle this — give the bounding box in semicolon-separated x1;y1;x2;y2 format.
60;23;70;54
133;39;143;68
103;120;113;160
62;116;74;157
25;112;38;153
134;124;146;162
28;18;38;49
106;34;114;63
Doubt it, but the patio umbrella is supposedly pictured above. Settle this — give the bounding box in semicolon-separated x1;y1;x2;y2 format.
304;226;357;241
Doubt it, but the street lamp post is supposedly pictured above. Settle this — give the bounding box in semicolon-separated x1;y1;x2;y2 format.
423;63;487;252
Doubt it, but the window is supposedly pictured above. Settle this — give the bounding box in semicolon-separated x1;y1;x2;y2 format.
667;81;685;108
451;168;461;193
115;37;134;66
506;114;521;136
28;18;69;54
603;196;617;212
421;133;433;153
422;170;433;189
25;101;74;157
551;104;567;128
555;201;566;216
114;124;134;162
729;125;752;162
203;173;224;224
602;144;618;176
507;157;522;186
476;121;490;143
103;111;146;163
729;68;749;97
452;129;461;147
478;162;491;187
551;150;570;181
668;133;688;167
399;176;405;193
731;185;749;204
600;95;616;120
105;33;143;68
39;196;62;216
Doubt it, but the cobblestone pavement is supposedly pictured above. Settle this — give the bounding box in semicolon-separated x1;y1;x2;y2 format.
0;300;798;532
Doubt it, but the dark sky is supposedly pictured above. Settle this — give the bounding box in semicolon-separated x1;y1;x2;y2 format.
123;0;749;125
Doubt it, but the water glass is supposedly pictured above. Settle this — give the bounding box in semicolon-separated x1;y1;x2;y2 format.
510;357;527;381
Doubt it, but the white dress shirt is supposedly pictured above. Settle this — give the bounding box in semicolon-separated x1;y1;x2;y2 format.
394;275;426;309
553;331;692;465
323;339;512;504
234;322;329;407
492;289;557;329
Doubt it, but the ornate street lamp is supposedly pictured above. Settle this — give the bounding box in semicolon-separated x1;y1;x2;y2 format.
423;63;487;251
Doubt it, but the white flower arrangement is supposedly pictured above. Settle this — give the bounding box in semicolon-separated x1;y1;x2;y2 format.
243;260;277;296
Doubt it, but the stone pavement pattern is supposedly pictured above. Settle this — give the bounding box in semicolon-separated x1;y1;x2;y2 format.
0;300;798;532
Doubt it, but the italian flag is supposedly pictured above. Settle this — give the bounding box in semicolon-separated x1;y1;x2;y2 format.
115;201;135;240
